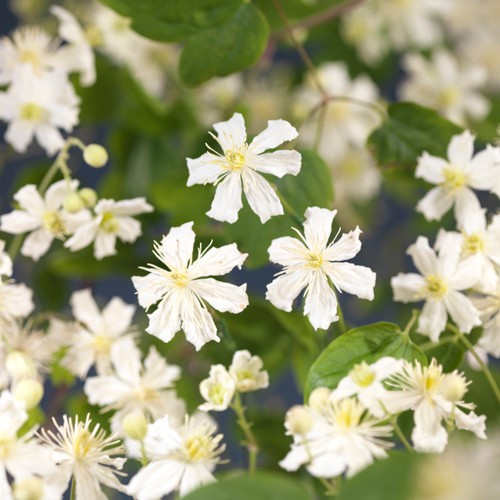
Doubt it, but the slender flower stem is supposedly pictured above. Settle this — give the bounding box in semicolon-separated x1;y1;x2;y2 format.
318;477;339;497
231;392;259;474
140;440;148;466
402;310;419;337
393;420;414;453
70;477;76;500
337;302;346;335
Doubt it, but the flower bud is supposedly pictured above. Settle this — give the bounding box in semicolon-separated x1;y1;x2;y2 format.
440;372;468;402
78;188;98;208
308;387;331;411
5;351;36;380
12;477;44;500
123;410;148;440
286;405;313;435
83;144;108;168
14;379;44;409
62;192;85;213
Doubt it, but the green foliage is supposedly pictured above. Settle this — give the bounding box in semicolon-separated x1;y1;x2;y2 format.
368;102;463;168
304;322;427;400
184;471;314;500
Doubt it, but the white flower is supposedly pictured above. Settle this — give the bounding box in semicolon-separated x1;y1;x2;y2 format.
61;288;137;378
266;207;376;330
132;222;249;350
64;197;153;259
386;359;486;453
331;357;403;417
199;365;236;412
84;340;184;435
50;5;96;87
0;240;13;277
0;390;55;499
127;415;225;499
296;63;380;162
400;49;490;125
415;131;500;227
187;112;301;223
229;350;269;392
472;283;500;357
0;64;80;155
391;235;481;342
280;396;393;479
38;414;126;500
0;280;34;322
0;26;60;85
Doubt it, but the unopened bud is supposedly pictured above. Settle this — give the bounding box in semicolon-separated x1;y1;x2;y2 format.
5;351;36;380
308;387;331;411
440;372;468;402
78;188;98;208
12;477;44;500
123;410;148;440
83;144;108;168
62;192;85;213
286;405;313;435
14;379;44;410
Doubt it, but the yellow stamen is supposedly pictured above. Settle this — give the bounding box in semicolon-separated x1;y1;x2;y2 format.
350;362;376;388
20;102;44;122
425;274;448;299
224;149;246;172
185;434;212;462
42;211;66;237
92;334;112;355
305;252;323;269
100;212;119;233
462;233;484;255
442;166;466;193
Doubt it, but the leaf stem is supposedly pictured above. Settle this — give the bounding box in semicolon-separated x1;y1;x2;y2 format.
231;392;259;474
402;309;419;337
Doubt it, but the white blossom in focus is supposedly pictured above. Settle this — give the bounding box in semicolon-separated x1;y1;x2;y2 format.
229;350;269;393
132;222;248;350
415;131;500;228
391;235;481;342
0;64;80;155
266;207;376;330
64;197;153;259
400;50;490;125
199;365;236;412
127;415;225;499
187;112;301;223
0;180;90;261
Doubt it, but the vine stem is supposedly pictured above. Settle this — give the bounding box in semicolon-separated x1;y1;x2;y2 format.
230;392;259;474
393;420;414;453
70;477;76;500
402;309;419;337
337;302;346;335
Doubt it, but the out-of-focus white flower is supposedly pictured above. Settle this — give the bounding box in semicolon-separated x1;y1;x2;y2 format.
0;64;80;155
199;365;236;412
280;396;393;479
472;283;500;357
0;26;60;84
0;390;55;499
127;415;225;499
385;359;486;453
0;180;90;261
332;357;403;417
132;222;248;350
0;280;34;323
0;240;13;277
296;62;380;162
229;350;269;393
38;413;126;500
11;474;65;500
187;112;301;224
415;131;500;228
400;50;489;125
64;197;153;259
50;5;96;87
391;235;481;341
84;340;184;435
61;288;137;378
266;207;376;330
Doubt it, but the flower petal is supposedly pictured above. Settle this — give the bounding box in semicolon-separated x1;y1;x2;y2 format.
189;243;247;278
326;262;376;300
416;186;454;221
268;236;307;266
249;150;301;178
0;210;41;234
20;227;53;261
324;226;362;262
266;269;310;312
180;296;220;350
206;173;242;223
444;290;480;333
407;236;438;276
303;207;336;253
213;112;247;150
304;272;339;330
146;292;182;344
447;130;474;169
417;299;447;342
158;222;196;270
242;169;283;223
454;188;482;229
191;279;248;314
187;152;225;186
391;273;426;303
249;119;298;155
415;152;448;184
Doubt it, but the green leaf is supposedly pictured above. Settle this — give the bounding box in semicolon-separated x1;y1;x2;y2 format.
368;102;463;168
184;471;314;500
304;322;427;400
225;149;334;268
179;3;269;86
99;0;242;42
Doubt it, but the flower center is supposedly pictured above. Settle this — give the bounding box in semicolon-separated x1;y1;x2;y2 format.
92;334;112;355
0;434;15;460
425;274;448;299
84;25;104;47
73;429;94;459
439;87;460;107
170;270;189;288
42;211;66;237
12;476;45;500
462;233;484;255
19;49;40;66
305;252;323;269
442;166;466;193
20;102;44;122
185;434;213;462
333;398;363;431
350;362;376;388
208;383;227;406
135;386;157;403
100;212;119;233
224;149;246;172
328;101;350;121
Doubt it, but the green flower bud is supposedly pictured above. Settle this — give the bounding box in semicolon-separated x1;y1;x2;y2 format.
83;144;108;168
14;378;44;410
123;410;148;440
63;192;85;213
79;188;98;208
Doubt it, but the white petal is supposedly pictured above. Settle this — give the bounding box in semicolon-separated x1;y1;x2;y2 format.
128;460;184;500
5;120;34;153
189;243;247;278
415;152;447;184
206;174;242;223
303;207;336;252
191;279;248;313
146;292;182;344
250;150;301;178
416;187;454;221
454;409;486;439
454;188;482;229
143;346;181;388
116;216;142;243
249;119;298;155
326;262;376;300
132;272;169;310
45;179;77;211
179;463;215;497
213;112;247;150
110;338;142;383
64;220;99;251
304;272;339;330
13;184;45;214
266;269;310;312
84;376;131;405
107;198;153;216
467;146;500;191
444;290;480;333
391;273;426;303
447;130;474;169
268;236;308;266
94;231;117;259
70;288;103;333
324;226;362;262
412;401;447;453
158;222;196;270
187;152;224;186
0;210;41;234
20;228;53;261
34;124;64;156
418;300;447;341
407;236;438;275
102;297;135;334
180;296;220;350
243;169;283;223
448;255;482;290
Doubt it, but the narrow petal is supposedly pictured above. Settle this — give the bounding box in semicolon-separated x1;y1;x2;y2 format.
454;409;486;439
206;173;242;223
326;262;376;300
106;198;153;216
102;297;135;334
304;272;339;330
418;300;447;341
5;119;34;153
187;152;225;186
20;228;53;261
303;207;336;253
407;236;438;275
191;279;248;314
64;220;99;251
34;123;64;156
416;187;454;221
179;463;215;497
116;216;141;243
444;290;480;333
94;231;117;259
189;243;247;278
454;188;482;229
70;288;103;333
249;119;298;155
268;236;308;266
0;210;41;234
447;130;474;169
110;338;142;383
448;255;482;290
242;169;283;223
324;226;362;262
13;184;45;214
127;460;184;500
84;376;131;405
266;269;310;312
158;222;195;270
180;296;220;350
146;292;182;344
213;112;247;150
132;272;169;309
249;150;301;178
415;152;447;184
412;401;447;453
391;273;426;303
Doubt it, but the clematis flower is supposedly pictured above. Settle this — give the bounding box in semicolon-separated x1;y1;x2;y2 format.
472;282;500;357
64;197;153;259
415;131;500;227
229;350;269;393
199;365;236;412
266;207;376;330
187;112;301;223
391;235;481;342
0;240;13;277
0;281;34;323
132;222;248;350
